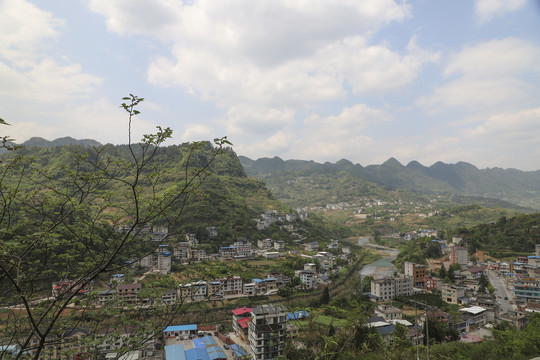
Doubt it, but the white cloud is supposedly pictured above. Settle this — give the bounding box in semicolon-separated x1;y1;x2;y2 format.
0;0;103;104
468;106;540;142
419;38;540;111
418;77;531;110
475;0;526;23
91;0;439;151
179;124;215;142
295;104;389;160
0;0;64;64
444;38;540;78
0;0;132;145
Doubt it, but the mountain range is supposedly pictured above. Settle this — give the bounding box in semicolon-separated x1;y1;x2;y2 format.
239;156;540;210
8;137;540;210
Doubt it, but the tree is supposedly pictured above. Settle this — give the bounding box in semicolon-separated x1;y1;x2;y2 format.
438;265;446;279
478;272;489;293
321;286;330;305
361;275;373;293
0;95;231;359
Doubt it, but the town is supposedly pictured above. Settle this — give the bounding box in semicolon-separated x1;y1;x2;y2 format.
7;205;539;360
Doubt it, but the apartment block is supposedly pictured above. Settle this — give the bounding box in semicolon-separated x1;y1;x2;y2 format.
248;305;287;360
450;245;468;268
117;283;141;305
404;262;426;287
370;276;413;301
441;283;465;304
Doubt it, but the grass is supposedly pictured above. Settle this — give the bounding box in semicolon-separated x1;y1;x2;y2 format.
295;314;348;328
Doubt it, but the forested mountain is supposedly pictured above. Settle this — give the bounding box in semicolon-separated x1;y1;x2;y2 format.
240;156;540;210
22;136;103;148
0;143;290;246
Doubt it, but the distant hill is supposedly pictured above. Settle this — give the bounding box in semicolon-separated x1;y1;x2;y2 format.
22;136;102;148
0;143;355;249
239;156;540;210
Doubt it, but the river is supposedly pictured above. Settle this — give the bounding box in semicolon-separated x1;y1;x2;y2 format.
354;237;399;278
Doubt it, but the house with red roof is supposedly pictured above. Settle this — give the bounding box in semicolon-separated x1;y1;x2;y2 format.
232;306;253;341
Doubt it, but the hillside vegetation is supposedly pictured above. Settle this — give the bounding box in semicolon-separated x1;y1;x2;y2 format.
240;156;540;210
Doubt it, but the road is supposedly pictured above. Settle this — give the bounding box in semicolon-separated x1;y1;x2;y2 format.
486;269;515;313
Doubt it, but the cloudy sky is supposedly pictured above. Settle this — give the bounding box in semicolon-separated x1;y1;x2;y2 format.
1;0;539;170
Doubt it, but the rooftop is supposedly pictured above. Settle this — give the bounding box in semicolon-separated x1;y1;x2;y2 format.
163;324;197;332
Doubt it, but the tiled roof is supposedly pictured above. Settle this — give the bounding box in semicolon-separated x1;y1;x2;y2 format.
232;307;252;316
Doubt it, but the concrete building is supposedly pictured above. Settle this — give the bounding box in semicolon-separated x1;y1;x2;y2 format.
98;289;116;306
424;276;443;291
394;276;414;297
371;278;395;301
404;262;426;287
248;305;287;360
232;306;253;341
375;304;402;321
450;245;468;268
299;270;317;289
117;283;141;305
441;283;465;304
257;238;274;249
157;251;171;274
514;279;540;303
217;275;243;296
163;324;197;340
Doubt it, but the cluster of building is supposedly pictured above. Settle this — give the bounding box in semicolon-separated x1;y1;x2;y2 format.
253;210;304;230
367;241;540;345
3;326;163;359
488;244;540;309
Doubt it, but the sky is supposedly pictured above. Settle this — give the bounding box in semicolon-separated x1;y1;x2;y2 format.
1;0;540;171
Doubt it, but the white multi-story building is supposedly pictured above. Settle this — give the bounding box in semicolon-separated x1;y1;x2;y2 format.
299;270;317;289
157;251;171;274
217;275;243;296
370;276;413;301
394;276;413;297
257;238;274;249
178;281;208;300
174;246;188;261
371;278;395;301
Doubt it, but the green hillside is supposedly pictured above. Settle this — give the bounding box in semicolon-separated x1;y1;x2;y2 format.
456;213;540;258
240;156;540;210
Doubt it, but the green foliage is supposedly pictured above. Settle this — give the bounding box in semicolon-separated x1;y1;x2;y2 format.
0;95;233;359
457;213;540;256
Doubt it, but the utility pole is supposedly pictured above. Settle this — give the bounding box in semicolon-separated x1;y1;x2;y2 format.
426;308;430;360
408;299;435;360
415;300;419;360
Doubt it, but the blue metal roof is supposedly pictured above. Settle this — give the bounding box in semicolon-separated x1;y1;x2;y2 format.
287;310;309;320
163;324;197;332
193;336;216;348
230;344;248;358
165;344;186;360
185;348;210;360
206;345;226;360
252;278;264;283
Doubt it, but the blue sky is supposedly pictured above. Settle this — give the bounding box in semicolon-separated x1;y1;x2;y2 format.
1;0;539;170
